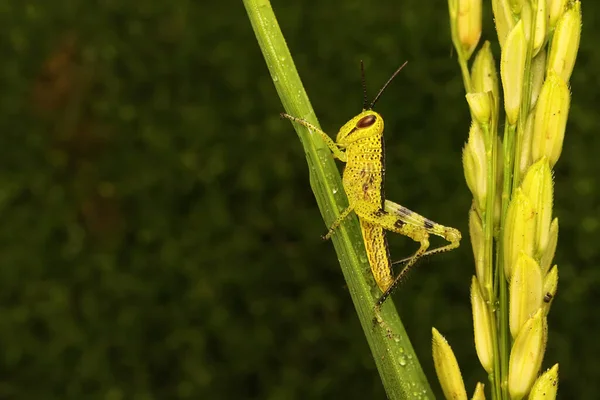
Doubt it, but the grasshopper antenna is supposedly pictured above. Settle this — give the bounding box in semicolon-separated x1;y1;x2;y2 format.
360;60;368;110
368;60;408;110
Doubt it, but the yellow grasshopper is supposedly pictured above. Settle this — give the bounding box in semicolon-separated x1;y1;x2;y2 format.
282;61;461;306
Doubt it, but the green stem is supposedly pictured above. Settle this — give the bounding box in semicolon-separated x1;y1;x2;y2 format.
498;122;516;399
480;119;502;400
501;124;516;221
243;0;434;398
458;55;473;93
450;12;503;400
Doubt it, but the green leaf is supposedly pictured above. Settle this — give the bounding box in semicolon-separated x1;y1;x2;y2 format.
243;0;434;398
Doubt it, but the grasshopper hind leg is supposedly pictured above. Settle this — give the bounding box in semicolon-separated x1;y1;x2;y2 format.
322;205;355;240
367;200;462;307
375;235;430;307
376;226;461;307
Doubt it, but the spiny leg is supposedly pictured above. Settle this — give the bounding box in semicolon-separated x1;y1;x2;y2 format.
378;201;461;305
384;200;461;244
375;235;430;308
322;205;355;240
354;201;460;307
355;205;431;308
391;238;460;266
280;113;356;241
356;204;433;250
383;199;461;265
280;113;347;162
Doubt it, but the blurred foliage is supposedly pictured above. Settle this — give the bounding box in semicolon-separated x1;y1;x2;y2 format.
0;0;598;398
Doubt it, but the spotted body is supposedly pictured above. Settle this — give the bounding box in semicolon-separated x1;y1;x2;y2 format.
340;111;394;291
281;62;461;306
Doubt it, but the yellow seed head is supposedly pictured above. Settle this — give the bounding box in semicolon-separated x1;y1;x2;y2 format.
530;50;547;108
471;277;494;373
547;1;581;83
533;0;547;56
472;382;486;400
521;157;554;257
540;218;559;274
508;309;548;399
504;189;536;280
469;207;489;292
492;0;516;47
449;0;458;19
542;265;558;314
471;42;500;114
521;0;550;58
531;73;570;167
432;328;468;400
501;20;527;125
463;122;488;213
521;1;532;42
466;92;492;125
509;252;543;338
457;0;482;59
529;364;559;400
548;0;568;30
509;0;523;14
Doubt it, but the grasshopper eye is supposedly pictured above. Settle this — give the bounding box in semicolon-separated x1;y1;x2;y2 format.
356;115;377;128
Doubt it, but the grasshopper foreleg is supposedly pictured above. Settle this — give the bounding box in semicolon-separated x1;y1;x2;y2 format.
280;113;347;162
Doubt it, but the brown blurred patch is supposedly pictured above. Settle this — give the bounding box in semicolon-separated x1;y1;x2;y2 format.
32;34;79;115
32;33;121;243
80;193;123;241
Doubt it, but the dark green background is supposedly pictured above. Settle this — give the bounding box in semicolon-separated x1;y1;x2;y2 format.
1;0;597;398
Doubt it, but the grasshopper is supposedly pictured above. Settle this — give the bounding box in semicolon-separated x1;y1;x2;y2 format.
282;61;461;306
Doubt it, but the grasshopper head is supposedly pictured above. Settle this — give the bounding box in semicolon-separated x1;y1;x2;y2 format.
336;110;384;146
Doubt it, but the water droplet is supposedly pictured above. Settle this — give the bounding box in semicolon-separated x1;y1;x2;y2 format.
332;188;338;194
273;76;279;82
398;355;407;366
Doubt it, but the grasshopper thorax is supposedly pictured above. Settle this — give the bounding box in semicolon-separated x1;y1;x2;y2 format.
336;110;384;146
